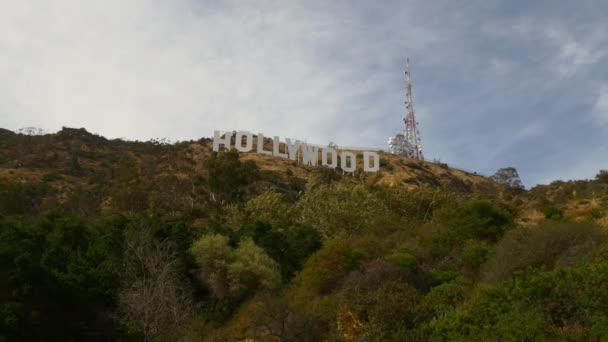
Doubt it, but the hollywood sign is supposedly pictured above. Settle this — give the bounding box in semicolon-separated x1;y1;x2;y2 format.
213;130;380;173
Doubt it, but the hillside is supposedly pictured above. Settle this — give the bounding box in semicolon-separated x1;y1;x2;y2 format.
2;127;608;341
0;127;506;215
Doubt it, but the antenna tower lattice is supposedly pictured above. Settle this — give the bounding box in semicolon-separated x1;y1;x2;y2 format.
388;57;424;160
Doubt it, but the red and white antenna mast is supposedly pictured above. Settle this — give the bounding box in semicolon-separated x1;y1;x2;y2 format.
388;56;425;160
403;57;424;160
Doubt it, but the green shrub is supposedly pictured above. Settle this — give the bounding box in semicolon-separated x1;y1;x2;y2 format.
0;180;50;216
543;206;563;219
428;286;550;341
374;187;450;231
298;184;389;239
203;150;259;201
258;170;282;184
596;170;608;184
41;172;63;182
0;215;127;341
238;221;321;279
227;239;282;298
482;222;604;282
462;240;491;270
589;208;604;219
190;233;234;299
293;238;361;295
506;253;608;340
243;190;295;228
460;201;513;240
338;281;425;340
190;234;281;300
306;166;342;190
429;266;460;286
427;200;513;257
422;281;465;317
385;249;417;270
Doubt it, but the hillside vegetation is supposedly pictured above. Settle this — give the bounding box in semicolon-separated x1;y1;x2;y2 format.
1;127;608;341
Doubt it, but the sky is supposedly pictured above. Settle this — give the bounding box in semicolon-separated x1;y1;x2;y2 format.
1;0;607;187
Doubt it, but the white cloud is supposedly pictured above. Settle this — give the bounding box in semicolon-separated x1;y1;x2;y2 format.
0;0;412;145
592;85;608;125
483;16;608;78
488;58;514;75
544;25;608;78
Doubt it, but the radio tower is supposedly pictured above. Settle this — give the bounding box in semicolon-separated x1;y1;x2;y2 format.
404;57;424;160
388;57;424;160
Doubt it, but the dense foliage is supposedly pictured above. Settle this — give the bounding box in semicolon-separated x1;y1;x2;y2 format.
2;129;608;341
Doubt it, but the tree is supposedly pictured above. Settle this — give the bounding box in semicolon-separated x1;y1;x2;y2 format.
306;166;342;191
16;127;46;136
190;233;234;299
427;200;513;257
337;281;425;340
491;167;525;190
0;180;49;216
0;216;126;341
238;222;322;280
227;239;282;298
190;234;281;301
481;221;603;283
294;238;360;295
203;150;259;202
118;229;194;340
242;190;295;228
298;183;387;239
596;170;608;184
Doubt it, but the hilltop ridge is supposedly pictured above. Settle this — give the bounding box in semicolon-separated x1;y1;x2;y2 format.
0;127;501;201
3;126;607;225
0;127;504;215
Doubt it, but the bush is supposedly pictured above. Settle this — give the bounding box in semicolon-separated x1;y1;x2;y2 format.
242;190;295;228
462;240;491;270
298;184;388;239
422;281;465;317
589;208;604;219
293;238;361;295
237;222;321;280
543;206;563;219
190;233;233;299
0;180;49;216
203;150;259;201
596;170;608;184
385;249;417;271
427;200;513;257
429;286;550;341
431;248;608;340
41;172;63;182
0;215;128;341
482;222;604;282
190;234;280;300
374;187;449;231
227;239;282;298
460;201;513;240
428;266;460;286
505;252;608;340
306;167;342;190
337;281;425;340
